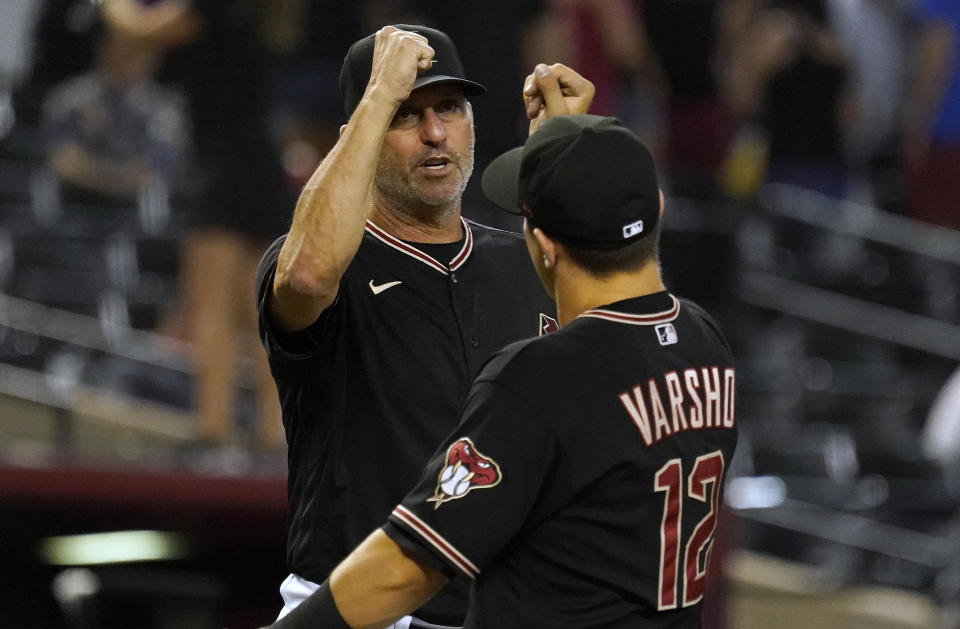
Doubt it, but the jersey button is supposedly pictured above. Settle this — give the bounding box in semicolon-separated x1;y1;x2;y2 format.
471;336;480;349
450;272;459;284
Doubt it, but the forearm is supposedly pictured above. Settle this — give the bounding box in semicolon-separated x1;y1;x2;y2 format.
332;530;449;628
272;92;397;331
271;530;449;629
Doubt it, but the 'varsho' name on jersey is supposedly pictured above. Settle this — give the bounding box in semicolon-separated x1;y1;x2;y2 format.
618;367;735;447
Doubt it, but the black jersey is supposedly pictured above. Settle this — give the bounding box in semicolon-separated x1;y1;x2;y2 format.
256;218;556;625
384;291;737;629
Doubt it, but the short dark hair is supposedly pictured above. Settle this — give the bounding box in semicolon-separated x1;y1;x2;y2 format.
559;223;661;277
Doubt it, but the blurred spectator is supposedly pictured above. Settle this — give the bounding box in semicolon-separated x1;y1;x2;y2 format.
0;1;44;139
522;0;672;209
828;0;910;189
106;0;291;458
902;0;960;230
13;0;103;129
259;0;364;191
524;0;664;118
41;26;188;204
726;0;856;198
641;0;743;199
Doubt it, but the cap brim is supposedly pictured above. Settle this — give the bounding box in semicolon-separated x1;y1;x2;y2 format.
480;146;524;215
412;75;486;96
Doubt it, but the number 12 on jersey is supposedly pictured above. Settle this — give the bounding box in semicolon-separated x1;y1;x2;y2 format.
653;450;725;610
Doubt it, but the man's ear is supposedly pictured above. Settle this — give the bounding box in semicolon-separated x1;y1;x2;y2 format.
659;189;665;217
533;228;558;268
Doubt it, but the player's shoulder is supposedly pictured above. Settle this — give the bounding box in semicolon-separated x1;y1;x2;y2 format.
677;297;713;324
464;218;524;241
464;218;527;251
256;231;371;294
476;326;577;385
464;218;540;272
676;297;733;356
478;336;538;378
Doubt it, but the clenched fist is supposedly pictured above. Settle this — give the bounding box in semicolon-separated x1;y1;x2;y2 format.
365;26;436;109
523;63;595;135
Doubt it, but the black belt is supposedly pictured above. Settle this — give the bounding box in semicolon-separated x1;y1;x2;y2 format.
409;619;461;629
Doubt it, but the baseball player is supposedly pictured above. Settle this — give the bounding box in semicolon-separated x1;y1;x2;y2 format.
268;115;738;629
256;25;594;627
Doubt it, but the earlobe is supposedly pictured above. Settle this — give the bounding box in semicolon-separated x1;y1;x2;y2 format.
532;228;552;255
532;227;560;269
533;228;562;270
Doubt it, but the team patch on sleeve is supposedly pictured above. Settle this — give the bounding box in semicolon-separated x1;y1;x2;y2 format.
428;438;502;508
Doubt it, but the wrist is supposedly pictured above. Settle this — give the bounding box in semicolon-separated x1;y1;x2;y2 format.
270;579;351;629
356;83;403;120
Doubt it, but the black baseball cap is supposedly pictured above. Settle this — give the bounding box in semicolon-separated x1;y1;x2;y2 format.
481;115;661;249
339;24;486;117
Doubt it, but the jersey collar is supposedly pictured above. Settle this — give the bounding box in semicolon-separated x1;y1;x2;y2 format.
364;217;473;275
578;293;680;325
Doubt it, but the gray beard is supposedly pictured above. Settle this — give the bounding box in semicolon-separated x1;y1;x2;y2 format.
373;145;475;217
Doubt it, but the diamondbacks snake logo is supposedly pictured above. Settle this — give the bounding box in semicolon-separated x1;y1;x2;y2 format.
428;438;502;508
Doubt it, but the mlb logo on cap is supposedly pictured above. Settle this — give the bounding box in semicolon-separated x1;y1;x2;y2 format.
623;220;644;239
655;323;678;346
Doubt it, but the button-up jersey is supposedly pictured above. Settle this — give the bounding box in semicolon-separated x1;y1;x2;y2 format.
256;218;556;625
384;291;737;629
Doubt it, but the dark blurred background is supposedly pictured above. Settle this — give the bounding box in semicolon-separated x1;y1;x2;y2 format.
1;0;960;627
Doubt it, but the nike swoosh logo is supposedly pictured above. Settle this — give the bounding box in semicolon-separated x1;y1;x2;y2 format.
369;280;403;295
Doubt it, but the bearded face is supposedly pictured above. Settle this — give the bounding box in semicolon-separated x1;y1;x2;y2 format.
374;85;475;217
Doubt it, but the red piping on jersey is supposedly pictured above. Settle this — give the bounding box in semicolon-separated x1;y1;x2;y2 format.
447;219;473;271
578;295;680;325
364;218;474;274
392;505;479;579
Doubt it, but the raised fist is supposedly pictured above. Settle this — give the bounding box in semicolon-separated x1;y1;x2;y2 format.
367;26;436;108
523;63;596;135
